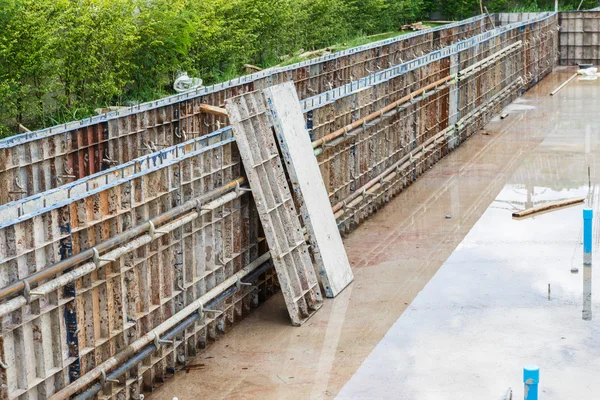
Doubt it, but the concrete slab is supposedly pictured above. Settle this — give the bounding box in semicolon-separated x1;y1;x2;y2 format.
149;71;598;400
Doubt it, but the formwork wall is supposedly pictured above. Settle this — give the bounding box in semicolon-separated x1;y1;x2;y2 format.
0;13;558;400
559;11;600;65
0;17;492;206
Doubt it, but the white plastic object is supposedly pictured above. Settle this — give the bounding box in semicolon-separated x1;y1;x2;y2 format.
173;72;203;93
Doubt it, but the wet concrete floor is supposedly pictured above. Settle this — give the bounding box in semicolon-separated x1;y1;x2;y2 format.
151;69;599;399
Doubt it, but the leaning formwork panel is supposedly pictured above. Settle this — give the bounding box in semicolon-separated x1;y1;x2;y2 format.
264;82;354;298
0;17;493;206
226;91;323;325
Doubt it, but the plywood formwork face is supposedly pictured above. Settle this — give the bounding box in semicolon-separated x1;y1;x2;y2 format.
0;17;493;207
559;11;600;65
0;13;559;400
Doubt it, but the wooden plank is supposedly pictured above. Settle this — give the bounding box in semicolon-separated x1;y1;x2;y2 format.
226;90;323;326
199;104;228;118
512;197;585;218
264;82;353;297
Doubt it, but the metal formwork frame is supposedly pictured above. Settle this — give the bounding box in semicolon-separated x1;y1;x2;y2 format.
559;11;600;65
226;91;323;326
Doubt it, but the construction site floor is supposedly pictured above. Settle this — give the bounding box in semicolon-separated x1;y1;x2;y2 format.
150;69;600;400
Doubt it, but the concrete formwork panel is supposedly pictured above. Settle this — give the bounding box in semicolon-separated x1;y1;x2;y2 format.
226;91;323;326
559;11;600;65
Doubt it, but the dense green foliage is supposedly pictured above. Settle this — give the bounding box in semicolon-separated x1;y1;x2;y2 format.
0;0;597;136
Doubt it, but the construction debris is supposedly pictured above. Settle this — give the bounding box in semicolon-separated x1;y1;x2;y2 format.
200;103;228;117
550;73;578;95
244;63;263;72
173;71;203;92
400;21;427;31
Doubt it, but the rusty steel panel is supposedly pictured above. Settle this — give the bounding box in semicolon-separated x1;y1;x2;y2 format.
559;11;600;66
0;138;270;399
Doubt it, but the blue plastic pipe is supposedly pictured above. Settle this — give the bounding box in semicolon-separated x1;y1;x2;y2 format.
584;208;593;261
523;365;539;400
583;208;593;321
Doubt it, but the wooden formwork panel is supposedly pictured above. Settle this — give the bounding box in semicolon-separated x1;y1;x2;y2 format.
226;91;323;326
0;17;493;207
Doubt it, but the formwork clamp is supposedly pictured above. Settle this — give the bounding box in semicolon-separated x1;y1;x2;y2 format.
23;280;45;303
235;181;252;196
100;369;120;388
151;330;173;352
235;276;254;290
147;220;169;242
343;126;356;140
342;201;356;213
92;247;116;268
361;188;374;199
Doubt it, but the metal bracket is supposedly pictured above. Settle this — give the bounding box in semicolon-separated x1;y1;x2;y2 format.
343;201;355;212
235;181;252;196
147;220;169;241
92;247;116;268
217;254;227;266
342;126;356;140
175;128;187;141
236;277;254;290
23;280;44;303
100;369;119;388
204;308;223;317
152;330;163;351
